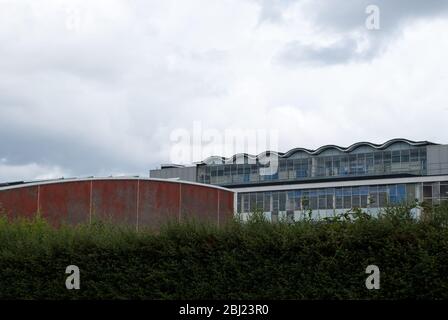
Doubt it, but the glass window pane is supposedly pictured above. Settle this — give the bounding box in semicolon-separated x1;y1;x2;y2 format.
441;183;448;200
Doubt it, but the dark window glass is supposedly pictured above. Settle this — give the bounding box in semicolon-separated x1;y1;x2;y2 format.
349;155;357;175
389;192;397;204
340;157;349;175
279;192;286;211
410;149;419;162
264;192;271;212
378;191;387;207
374;152;382;164
401;150;410;162
392;151;400;163
360;186;369;195
343;195;351;208
243;194;250;212
319;195;326;209
333;158;340;176
369;186;378;207
336;196;343;209
325;162;332;176
441;184;448;199
343;187;351;196
326;195;334;209
366;153;374;168
352;195;360;208
423;184;432;198
310;196;318;210
361;195;368;207
237;193;242;213
419;148;427;160
250;194;256;211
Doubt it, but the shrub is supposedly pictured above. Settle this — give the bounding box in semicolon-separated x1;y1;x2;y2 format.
0;205;447;299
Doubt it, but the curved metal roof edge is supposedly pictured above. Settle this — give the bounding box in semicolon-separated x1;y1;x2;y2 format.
200;138;437;164
0;176;235;193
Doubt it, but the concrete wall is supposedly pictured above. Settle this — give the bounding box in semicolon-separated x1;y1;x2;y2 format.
150;166;197;182
0;178;234;229
427;145;448;175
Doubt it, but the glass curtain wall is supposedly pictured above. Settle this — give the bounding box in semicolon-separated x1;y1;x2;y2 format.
236;183;428;213
198;147;427;186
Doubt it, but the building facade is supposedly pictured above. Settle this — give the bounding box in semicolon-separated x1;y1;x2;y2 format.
150;139;448;220
0;177;235;228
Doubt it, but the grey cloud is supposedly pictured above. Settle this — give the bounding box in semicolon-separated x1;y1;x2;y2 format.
276;38;360;66
0;1;232;182
257;0;448;30
255;0;297;23
268;0;448;65
306;0;448;32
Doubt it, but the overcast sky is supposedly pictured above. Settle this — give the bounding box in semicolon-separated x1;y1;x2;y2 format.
1;0;448;182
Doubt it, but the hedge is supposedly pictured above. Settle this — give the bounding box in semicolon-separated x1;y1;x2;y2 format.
0;204;448;299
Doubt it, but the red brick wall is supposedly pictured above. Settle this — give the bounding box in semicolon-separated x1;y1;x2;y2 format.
0;179;234;228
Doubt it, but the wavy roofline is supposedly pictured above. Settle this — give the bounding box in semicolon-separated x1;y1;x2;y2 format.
200;138;438;164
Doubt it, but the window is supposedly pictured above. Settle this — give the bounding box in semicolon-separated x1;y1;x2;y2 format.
423;184;433;198
349;155;357;175
389;185;398;204
419;148;427;160
250;194;256;212
369;186;378;207
333;157;340;176
286;211;295;222
237;193;242;213
325;159;332;176
243;194;250;212
272;192;279;211
343;187;351;208
312;158;321;177
357;154;366;174
326;188;334;209
360;186;369;207
378;186;388;207
309;190;318;210
397;184;406;203
441;183;448;200
318;189;327;209
366;153;374;173
392;151;401;163
335;188;343;209
406;184;417;203
352;187;360;207
340;157;349;175
410;149;419;162
256;192;264;211
264;192;271;212
401;150;410;163
279;192;286;211
249;165;258;182
374;152;382;165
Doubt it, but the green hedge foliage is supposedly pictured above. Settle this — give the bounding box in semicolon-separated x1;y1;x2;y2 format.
1;203;448;299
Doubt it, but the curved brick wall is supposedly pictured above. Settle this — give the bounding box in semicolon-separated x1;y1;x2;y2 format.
0;178;235;228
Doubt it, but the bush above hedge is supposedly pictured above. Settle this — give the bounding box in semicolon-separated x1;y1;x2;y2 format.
1;204;448;299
